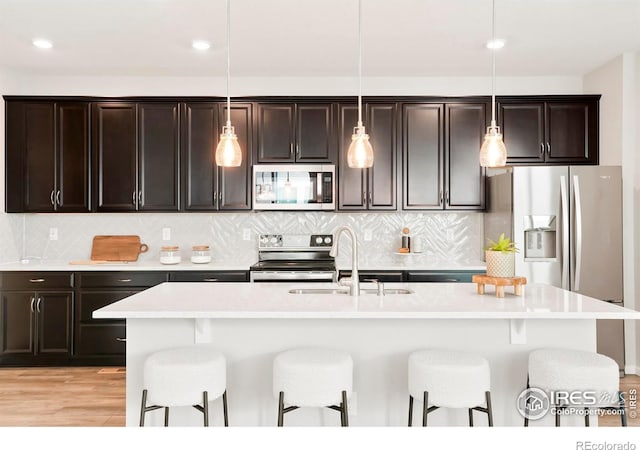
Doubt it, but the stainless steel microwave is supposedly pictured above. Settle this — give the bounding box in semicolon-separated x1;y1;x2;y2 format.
252;165;335;210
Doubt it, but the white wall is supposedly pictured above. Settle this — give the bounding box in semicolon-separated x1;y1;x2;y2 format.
583;55;623;165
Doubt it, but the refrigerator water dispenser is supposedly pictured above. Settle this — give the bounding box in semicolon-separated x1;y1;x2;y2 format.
523;216;556;259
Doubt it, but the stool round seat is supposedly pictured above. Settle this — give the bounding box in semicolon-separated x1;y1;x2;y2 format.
408;349;490;409
529;348;619;405
144;345;226;407
273;348;353;407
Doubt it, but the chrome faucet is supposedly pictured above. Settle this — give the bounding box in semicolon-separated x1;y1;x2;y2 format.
330;225;360;296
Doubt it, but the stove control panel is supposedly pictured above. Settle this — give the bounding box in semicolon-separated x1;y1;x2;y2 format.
258;234;283;248
310;234;333;247
257;234;333;249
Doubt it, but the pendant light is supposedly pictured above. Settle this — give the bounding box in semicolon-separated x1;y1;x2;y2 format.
347;0;374;169
479;0;507;168
215;0;242;167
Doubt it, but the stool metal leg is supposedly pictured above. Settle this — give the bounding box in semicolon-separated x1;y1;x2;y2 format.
468;409;474;426
422;391;428;427
584;408;589;427
164;407;169;427
523;377;530;427
486;391;494;427
619;391;627;427
140;389;148;427
223;390;229;427
341;390;349;427
408;395;413;426
554;405;560;427
277;391;285;427
203;391;209;427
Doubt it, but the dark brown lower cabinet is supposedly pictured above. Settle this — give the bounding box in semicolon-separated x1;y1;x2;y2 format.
0;290;73;364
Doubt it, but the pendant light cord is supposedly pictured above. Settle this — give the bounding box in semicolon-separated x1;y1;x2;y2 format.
357;0;363;127
226;0;231;127
490;0;496;126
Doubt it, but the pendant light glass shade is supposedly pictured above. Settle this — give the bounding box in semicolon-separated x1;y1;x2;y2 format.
479;122;507;167
347;125;374;168
215;123;242;167
480;0;507;168
215;0;242;167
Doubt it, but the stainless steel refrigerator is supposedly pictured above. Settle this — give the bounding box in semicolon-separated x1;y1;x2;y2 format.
485;166;624;370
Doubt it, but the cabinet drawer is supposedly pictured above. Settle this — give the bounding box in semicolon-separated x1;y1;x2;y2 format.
169;271;249;282
75;323;126;356
0;272;73;290
77;290;141;322
406;271;477;283
77;272;167;288
339;271;404;282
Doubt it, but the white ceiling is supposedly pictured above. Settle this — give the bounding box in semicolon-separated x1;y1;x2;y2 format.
0;0;639;78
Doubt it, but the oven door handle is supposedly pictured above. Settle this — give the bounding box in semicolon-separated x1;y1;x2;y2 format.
250;271;335;282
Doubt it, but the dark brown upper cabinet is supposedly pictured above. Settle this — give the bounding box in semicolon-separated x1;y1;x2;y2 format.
257;103;335;163
338;103;397;211
498;96;598;165
181;102;253;211
402;101;486;211
93;102;179;212
5;101;90;213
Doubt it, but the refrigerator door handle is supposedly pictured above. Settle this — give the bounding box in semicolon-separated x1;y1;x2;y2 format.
573;174;583;292
559;175;570;290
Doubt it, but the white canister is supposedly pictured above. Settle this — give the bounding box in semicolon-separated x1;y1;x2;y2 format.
160;246;181;265
411;236;423;253
191;245;211;264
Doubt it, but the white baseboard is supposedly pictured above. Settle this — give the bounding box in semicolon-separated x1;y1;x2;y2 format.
624;364;639;376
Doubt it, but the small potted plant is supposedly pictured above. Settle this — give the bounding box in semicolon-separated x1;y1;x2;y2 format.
485;233;519;278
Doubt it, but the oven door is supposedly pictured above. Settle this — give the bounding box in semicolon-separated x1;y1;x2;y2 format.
253;165;335;210
250;271;336;282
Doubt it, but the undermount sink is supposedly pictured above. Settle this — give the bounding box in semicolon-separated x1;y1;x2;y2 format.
288;288;414;295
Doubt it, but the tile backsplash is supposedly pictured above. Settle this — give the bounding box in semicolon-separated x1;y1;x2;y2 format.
2;211;483;267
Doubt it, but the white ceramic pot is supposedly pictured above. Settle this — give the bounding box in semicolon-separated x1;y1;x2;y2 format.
485;250;515;277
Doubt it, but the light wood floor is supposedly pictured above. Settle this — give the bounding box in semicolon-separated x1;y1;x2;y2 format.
0;367;637;426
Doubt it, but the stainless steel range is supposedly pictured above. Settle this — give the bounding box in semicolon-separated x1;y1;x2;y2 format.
250;234;335;282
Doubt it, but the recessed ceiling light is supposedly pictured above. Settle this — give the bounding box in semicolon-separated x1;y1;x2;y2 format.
33;39;53;49
192;40;210;50
486;39;505;50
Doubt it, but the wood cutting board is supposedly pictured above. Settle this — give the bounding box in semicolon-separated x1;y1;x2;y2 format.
90;235;149;262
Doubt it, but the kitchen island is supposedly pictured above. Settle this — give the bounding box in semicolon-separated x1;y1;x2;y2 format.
94;282;640;427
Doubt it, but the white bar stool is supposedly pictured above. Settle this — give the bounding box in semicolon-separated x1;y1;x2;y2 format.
140;345;228;427
273;347;353;426
408;349;493;426
525;348;626;426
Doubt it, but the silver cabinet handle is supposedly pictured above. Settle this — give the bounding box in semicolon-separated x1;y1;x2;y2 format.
439;190;443;205
546;142;551;155
30;297;35;313
213;190;217;204
445;191;450;205
117;278;132;283
138;190;143;205
115;337;127;342
290;143;294;156
368;192;372;206
132;191;136;205
362;192;366;206
540;143;544;155
296;143;300;156
29;278;45;283
219;191;222;202
56;190;61;206
203;278;219;282
36;297;42;313
50;190;55;206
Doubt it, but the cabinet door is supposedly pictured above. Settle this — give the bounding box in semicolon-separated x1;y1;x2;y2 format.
545;101;596;164
24;103;56;212
94;103;137;211
0;292;35;355
218;103;253;210
296;104;334;162
138;103;179;211
367;104;397;210
257;104;295;162
337;104;367;210
498;102;545;164
402;104;443;210
182;103;218;210
445;103;486;210
37;291;73;355
57;103;91;212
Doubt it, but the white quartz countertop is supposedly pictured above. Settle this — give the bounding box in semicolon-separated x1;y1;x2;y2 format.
93;282;640;320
